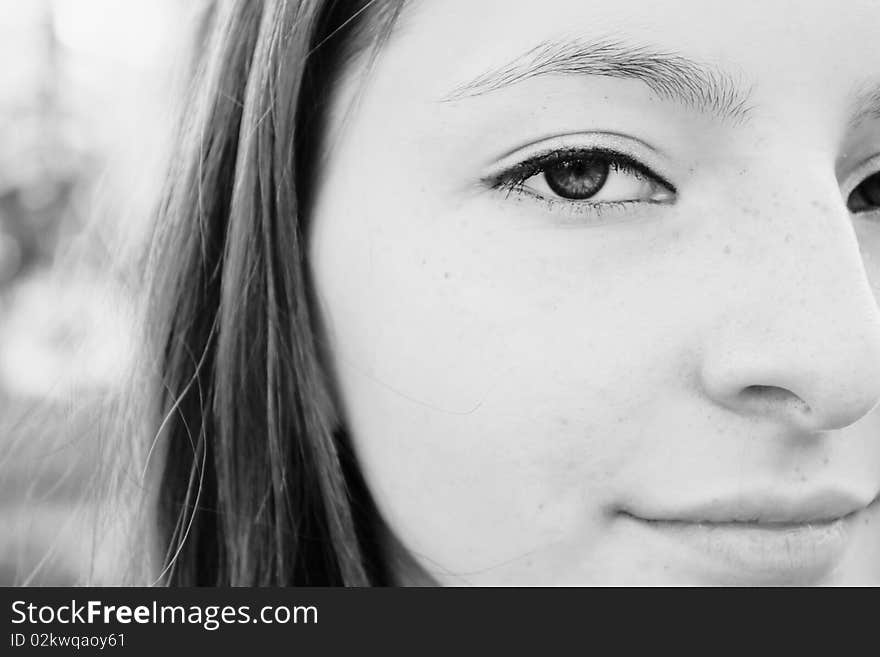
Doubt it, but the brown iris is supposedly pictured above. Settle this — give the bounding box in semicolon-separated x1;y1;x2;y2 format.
544;157;609;200
849;172;880;213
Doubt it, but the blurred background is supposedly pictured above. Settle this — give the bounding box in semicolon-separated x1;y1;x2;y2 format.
0;0;207;584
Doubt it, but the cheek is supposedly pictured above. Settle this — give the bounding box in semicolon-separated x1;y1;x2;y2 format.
308;175;711;582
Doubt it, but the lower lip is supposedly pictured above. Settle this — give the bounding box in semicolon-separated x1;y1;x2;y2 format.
622;513;854;584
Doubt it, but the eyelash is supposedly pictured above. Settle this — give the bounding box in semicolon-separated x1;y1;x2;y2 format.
486;148;880;220
487;147;676;217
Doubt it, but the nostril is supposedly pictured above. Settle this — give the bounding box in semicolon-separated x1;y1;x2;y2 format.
740;385;812;415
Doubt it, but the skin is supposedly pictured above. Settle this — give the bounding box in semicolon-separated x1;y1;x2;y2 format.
308;0;880;584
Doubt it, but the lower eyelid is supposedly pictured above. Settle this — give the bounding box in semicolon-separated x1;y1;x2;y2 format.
497;188;668;223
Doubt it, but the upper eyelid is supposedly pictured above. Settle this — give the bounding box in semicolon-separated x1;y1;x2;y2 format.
482;132;673;185
844;153;880;195
488;131;668;163
485;148;677;196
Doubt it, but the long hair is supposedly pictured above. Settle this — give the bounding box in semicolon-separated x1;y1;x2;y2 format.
137;0;407;586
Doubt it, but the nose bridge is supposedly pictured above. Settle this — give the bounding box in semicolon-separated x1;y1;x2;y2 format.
702;183;880;430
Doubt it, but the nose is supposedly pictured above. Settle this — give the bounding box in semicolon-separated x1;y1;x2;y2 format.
699;193;880;432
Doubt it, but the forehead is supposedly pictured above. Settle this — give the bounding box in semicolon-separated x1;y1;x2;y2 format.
372;0;880;123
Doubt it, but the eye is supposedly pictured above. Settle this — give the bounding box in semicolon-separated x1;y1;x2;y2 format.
492;149;675;210
848;171;880;213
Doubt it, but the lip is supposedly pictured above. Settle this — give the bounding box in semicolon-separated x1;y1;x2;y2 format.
620;490;878;584
630;489;873;524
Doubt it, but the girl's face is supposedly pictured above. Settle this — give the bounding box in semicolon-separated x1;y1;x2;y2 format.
309;0;880;584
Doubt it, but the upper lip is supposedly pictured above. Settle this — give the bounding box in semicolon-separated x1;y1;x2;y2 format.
624;489;878;525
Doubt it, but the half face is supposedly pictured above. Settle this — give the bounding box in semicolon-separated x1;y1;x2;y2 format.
308;0;880;585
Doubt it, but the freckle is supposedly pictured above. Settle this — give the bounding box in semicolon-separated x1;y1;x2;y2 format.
723;244;732;255
823;457;829;465
443;271;450;279
785;233;793;244
558;417;569;426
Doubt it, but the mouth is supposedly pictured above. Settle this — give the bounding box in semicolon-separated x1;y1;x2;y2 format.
618;490;878;584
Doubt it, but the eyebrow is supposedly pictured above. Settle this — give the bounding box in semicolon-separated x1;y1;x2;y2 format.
441;37;754;123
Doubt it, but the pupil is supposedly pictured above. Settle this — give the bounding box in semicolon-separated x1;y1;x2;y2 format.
544;158;609;200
